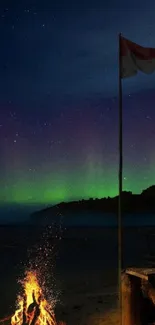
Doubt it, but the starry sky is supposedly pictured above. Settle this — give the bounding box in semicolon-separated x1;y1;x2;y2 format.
1;0;155;208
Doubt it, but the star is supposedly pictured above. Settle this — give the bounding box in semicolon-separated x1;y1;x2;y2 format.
10;111;16;118
28;168;36;172
48;140;54;146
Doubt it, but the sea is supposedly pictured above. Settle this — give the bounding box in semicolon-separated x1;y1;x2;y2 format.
0;204;155;226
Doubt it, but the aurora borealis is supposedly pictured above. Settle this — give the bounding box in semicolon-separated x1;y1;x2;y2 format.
1;0;155;208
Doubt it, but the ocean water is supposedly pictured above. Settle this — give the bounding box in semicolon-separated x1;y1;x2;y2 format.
46;211;155;227
0;204;155;226
0;204;47;224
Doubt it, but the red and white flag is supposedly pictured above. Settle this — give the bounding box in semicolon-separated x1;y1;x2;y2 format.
120;36;155;78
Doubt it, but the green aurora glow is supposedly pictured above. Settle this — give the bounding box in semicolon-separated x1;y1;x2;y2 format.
0;165;154;205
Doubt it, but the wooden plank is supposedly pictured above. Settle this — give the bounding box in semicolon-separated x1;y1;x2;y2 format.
126;268;155;280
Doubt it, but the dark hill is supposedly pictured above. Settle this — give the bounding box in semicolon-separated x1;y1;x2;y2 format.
30;185;155;221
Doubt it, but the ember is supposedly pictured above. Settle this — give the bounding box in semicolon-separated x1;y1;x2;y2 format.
11;271;57;325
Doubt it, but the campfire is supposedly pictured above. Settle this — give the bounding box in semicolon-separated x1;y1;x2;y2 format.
0;226;65;325
11;270;57;325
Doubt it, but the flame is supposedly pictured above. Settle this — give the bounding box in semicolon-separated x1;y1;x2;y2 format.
11;271;57;325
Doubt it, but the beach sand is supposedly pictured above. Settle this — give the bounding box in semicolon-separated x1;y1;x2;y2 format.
0;226;152;324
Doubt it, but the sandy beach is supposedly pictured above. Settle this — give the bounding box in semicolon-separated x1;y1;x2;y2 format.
0;225;152;324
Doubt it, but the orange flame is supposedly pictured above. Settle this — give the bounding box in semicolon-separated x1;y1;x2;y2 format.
11;271;57;325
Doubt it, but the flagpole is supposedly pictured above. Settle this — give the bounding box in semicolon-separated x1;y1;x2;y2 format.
118;32;123;324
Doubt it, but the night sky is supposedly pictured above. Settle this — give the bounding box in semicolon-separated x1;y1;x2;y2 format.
1;0;155;207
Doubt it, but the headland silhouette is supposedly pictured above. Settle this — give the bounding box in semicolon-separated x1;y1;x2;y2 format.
31;185;155;220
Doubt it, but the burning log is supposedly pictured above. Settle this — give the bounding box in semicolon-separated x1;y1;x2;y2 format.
22;290;41;325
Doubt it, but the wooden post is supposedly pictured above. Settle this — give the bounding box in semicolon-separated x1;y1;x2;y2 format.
118;33;123;324
121;272;142;325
